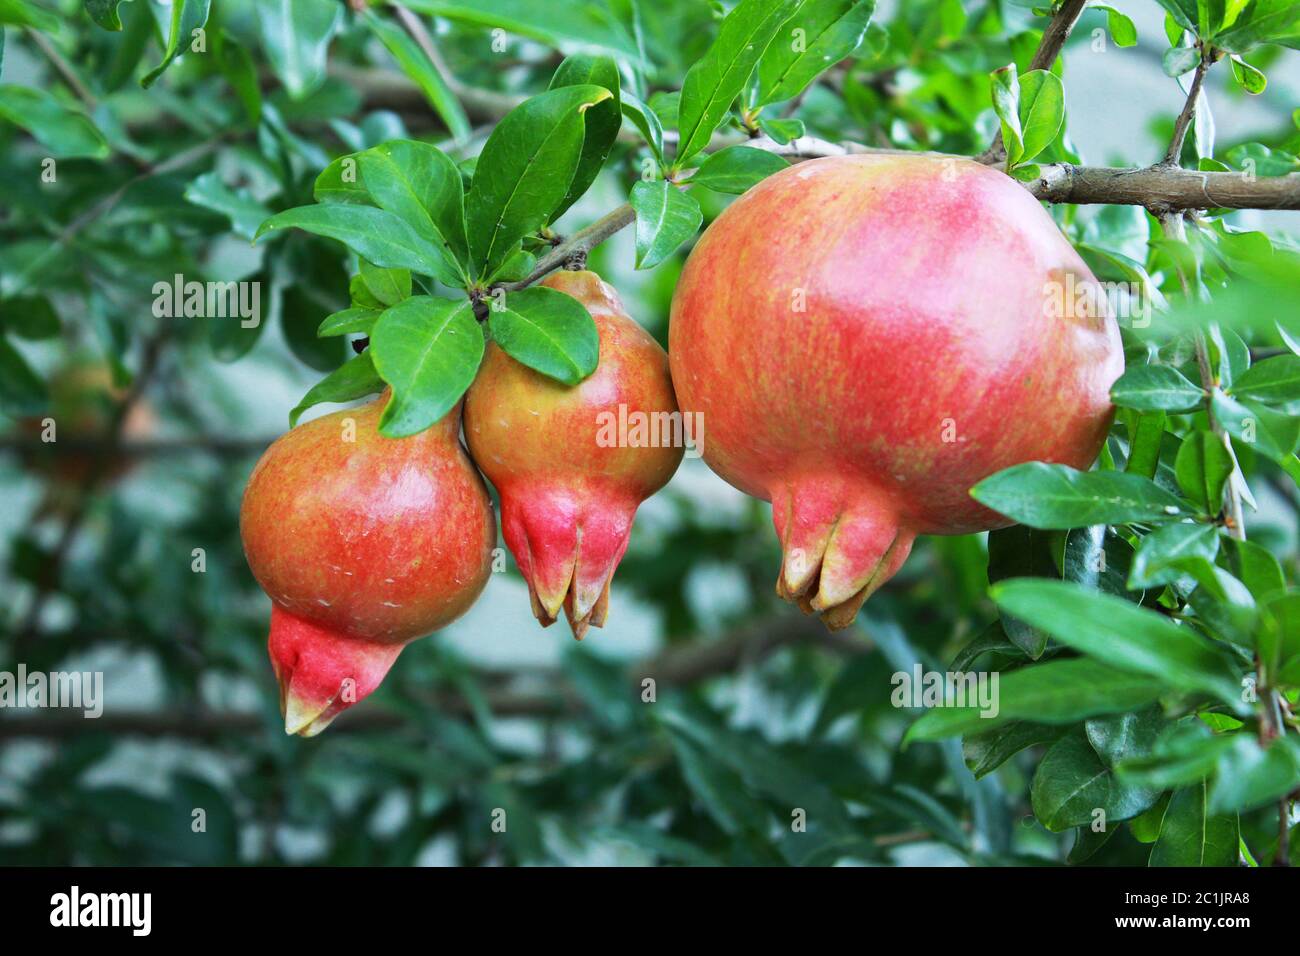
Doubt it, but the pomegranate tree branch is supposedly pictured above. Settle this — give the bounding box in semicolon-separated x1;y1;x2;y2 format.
980;0;1090;163
1163;52;1211;166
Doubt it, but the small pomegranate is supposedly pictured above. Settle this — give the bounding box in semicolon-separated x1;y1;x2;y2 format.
669;155;1122;630
240;394;495;735
464;270;683;638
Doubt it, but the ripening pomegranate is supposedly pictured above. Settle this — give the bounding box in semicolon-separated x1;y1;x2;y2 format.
464;270;683;638
240;394;495;735
670;155;1122;630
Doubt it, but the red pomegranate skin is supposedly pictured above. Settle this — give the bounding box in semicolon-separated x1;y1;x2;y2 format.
464;270;683;638
669;154;1122;629
241;394;495;735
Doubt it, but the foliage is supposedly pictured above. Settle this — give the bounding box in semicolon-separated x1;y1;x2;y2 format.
0;0;1298;867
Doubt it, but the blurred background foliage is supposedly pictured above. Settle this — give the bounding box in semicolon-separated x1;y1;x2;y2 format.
1;0;1298;866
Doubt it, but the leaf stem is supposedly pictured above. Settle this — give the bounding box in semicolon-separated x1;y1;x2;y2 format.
1163;51;1210;167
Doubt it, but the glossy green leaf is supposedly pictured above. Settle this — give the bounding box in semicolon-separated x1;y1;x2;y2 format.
1095;4;1137;46
754;0;877;106
253;0;339;99
288;351;385;427
1174;430;1234;514
1212;390;1300;464
1110;364;1204;411
675;0;802;164
401;0;641;60
84;0;126;31
142;0;212;88
620;91;665;161
989;64;1023;167
0;85;109;158
254;205;448;279
1127;521;1220;588
548;55;622;222
971;463;1188;529
688;145;790;194
1149;782;1238;866
1233;354;1300;410
184;172;272;241
991;579;1243;704
1031;730;1160;832
370;296;484;437
364;10;470;143
358;260;411;308
357;139;470;285
466;85;612;279
487;285;599;385
905;657;1167;742
1;0;59;30
317;306;382;338
1016;69;1064;165
630;180;703;270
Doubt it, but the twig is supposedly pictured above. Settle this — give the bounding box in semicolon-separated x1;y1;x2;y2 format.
25;27;96;108
1163;52;1210;166
497;203;637;291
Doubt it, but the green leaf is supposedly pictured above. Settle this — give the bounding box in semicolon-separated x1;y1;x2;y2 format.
548;55;622;222
905;658;1167;742
1;0;59;30
364;9;470;143
1128;521;1220;588
1125;411;1166;479
402;0;641;60
1174;430;1234;514
675;0;802;164
1063;524;1142;603
317;306;382;338
0;335;45;415
1118;721;1237;789
1162;44;1201;78
620;91;665;161
184;172;273;241
1233;354;1300;411
141;0;212;88
987;525;1058;658
1087;707;1166;768
963;722;1065;779
630;180;703;270
85;0;126;31
252;0;338;99
314;154;370;204
1149;782;1238;866
1229;54;1267;93
288;351;385;427
487;285;599;385
1095;4;1137;46
1212;0;1300;53
370;296;484;437
991;579;1243;705
971;463;1188;529
1209;735;1300;814
215;29;262;125
989;64;1024;167
0;295;59;340
1225;538;1286;603
1110;364;1204;411
0;85;109;158
688;145;790;194
1015;69;1064;165
358;260;411;308
754;0;877;106
1211;390;1300;464
758;116;806;143
254;205;449;279
1031;729;1160;832
357;140;470;285
465;85;613;280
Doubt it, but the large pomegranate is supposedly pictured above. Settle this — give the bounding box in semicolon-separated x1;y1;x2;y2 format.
669;154;1122;629
464;270;683;638
241;394;495;735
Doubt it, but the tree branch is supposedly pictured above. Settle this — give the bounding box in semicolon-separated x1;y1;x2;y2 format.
1163;52;1210;166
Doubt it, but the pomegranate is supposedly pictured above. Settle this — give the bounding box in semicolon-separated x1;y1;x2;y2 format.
464;270;683;638
669;155;1122;629
240;394;495;735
